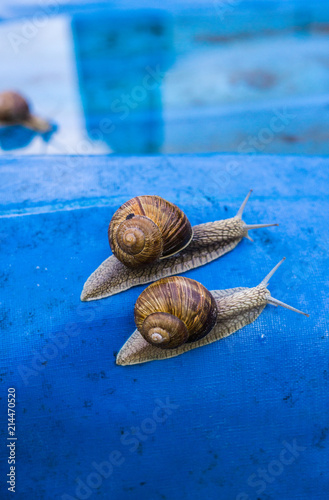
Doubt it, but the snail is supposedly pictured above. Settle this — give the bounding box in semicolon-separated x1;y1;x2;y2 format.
81;191;278;301
116;258;308;366
0;91;51;133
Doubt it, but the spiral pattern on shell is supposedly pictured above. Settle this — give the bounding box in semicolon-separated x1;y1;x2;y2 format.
0;91;30;123
108;196;193;268
134;276;218;349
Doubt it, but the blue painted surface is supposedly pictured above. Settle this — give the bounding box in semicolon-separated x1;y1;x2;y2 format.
1;1;329;155
0;154;328;499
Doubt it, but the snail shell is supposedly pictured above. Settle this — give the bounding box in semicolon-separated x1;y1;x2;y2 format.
81;191;279;301
134;276;218;348
0;91;30;123
108;196;193;268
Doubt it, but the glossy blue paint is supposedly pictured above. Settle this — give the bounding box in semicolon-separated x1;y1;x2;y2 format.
0;154;328;499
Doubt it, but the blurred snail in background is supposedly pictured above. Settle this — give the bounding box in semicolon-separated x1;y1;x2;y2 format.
116;258;308;366
81;191;278;301
0;91;51;133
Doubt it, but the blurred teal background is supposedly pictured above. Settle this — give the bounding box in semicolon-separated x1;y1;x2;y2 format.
1;0;329;154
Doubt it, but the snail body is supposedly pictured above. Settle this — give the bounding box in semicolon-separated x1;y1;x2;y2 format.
0;91;51;133
81;191;278;301
116;258;308;366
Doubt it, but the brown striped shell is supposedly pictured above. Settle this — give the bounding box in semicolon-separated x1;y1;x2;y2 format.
108;196;193;268
134;276;218;349
0;91;30;123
